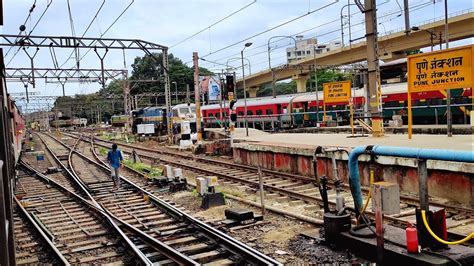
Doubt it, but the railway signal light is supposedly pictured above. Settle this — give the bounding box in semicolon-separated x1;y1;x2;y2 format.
226;75;234;96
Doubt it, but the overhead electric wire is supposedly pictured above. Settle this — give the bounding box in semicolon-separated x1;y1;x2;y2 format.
196;0;396;66
5;0;56;67
76;0;135;64
28;0;52;35
199;0;434;70
198;0;339;58
81;0;106;37
4;0;38;61
60;0;134;68
170;0;257;49
59;0;106;67
66;0;80;68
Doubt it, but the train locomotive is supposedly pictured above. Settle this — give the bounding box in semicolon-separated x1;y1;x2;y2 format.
129;103;197;135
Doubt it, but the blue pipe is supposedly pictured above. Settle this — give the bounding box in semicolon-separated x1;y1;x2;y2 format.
348;145;474;212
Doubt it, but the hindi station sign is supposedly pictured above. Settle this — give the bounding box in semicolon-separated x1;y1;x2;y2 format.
406;45;473;139
408;45;473;93
323;80;351;103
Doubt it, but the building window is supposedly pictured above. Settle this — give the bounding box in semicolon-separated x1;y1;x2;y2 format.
287;52;291;57
306;50;311;55
296;51;302;56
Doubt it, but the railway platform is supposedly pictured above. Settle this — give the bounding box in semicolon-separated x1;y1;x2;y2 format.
233;133;474;208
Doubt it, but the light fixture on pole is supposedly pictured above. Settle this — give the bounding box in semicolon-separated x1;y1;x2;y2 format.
227;57;251;75
241;42;252;137
267;35;297;69
268;36;297;98
340;3;356;47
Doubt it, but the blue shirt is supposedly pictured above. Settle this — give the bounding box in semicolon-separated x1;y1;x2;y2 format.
107;149;123;169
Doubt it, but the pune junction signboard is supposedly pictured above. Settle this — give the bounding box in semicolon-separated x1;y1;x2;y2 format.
407;45;473;139
408;45;473;92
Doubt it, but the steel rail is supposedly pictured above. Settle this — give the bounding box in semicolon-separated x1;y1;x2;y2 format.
37;134;203;265
55;135;198;265
49;132;281;265
85;133;474;216
78;133;474;235
13;196;70;265
64;132;474;243
18;160;154;265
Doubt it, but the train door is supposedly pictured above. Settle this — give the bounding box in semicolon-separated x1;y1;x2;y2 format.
303;102;309;125
276;104;282;130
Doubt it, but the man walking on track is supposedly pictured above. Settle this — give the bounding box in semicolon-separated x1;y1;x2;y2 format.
107;143;123;190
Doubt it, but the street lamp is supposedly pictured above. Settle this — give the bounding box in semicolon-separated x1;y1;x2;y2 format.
241;42;252;137
227;57;251;75
267;35;297;69
172;81;178;103
340;4;356;47
267;36;297;98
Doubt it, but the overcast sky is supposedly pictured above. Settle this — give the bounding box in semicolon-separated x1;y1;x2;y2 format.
1;0;472;111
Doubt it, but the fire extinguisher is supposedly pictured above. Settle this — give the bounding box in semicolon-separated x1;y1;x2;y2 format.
406;224;419;254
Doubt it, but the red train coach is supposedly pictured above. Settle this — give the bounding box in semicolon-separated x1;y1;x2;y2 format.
201;82;472;130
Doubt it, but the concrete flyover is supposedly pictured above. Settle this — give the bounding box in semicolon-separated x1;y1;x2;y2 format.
236;10;474;92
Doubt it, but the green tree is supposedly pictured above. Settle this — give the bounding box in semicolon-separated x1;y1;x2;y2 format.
129;52;213;97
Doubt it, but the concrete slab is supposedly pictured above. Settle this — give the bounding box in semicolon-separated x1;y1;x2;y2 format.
206;127;269;139
237;133;473;152
232;133;474;207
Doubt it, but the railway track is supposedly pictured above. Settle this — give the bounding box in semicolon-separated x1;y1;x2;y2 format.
38;132;280;265
65;132;473;238
13;188;67;265
15;164;142;264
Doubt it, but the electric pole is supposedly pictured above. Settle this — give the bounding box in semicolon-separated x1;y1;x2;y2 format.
193;52;202;141
363;0;383;137
445;0;452;137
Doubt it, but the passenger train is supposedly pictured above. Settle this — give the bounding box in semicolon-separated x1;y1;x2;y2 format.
201;82;472;130
1;96;26;164
109;82;471;134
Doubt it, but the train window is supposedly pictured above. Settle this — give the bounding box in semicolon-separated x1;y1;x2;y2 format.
430;98;442;105
266;109;273;115
238;111;244;116
173;109;179;117
180;108;190;114
208;113;213;117
215;113;220;118
454;97;467;104
247;110;253;115
256;110;262;115
191;107;196;112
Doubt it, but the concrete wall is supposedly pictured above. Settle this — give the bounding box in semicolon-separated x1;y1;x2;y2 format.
233;145;474;208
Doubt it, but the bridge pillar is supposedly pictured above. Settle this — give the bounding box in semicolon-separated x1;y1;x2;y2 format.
292;74;310;93
247;87;259;98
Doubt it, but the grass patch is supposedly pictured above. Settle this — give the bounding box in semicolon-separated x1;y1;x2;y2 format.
99;147;108;156
123;159;163;176
99;134;113;141
218;187;244;198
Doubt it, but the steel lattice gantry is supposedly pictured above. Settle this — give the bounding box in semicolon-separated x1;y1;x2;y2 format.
0;34;173;139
